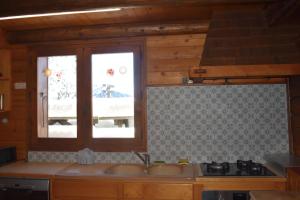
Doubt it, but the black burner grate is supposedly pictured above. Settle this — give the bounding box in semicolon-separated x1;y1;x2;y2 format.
201;160;275;176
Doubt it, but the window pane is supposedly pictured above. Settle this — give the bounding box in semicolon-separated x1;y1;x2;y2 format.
92;52;134;138
37;55;77;138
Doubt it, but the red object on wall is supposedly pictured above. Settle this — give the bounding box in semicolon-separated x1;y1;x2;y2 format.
107;68;114;76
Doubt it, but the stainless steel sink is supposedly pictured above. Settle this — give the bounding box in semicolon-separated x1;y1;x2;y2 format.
105;164;147;176
104;163;191;177
147;164;184;176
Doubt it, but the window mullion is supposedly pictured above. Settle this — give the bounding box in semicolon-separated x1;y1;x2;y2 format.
77;47;92;146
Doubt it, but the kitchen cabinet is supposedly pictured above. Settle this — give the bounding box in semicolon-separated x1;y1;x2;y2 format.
288;168;300;191
52;178;195;200
52;178;122;200
123;182;194;200
197;177;286;191
250;191;300;200
0;49;11;112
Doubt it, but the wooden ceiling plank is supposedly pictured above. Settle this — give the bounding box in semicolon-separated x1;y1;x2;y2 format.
0;0;276;18
147;34;206;47
7;21;210;44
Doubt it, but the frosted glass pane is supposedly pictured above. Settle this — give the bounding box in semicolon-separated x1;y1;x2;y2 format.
47;55;77;138
92;52;134;138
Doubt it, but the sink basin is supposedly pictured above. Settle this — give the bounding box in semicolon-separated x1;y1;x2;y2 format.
148;164;184;176
105;164;146;176
104;163;192;178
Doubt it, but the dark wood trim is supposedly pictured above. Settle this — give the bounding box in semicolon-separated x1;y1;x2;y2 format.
193;77;287;85
189;64;300;79
7;21;209;44
287;78;294;155
287;76;300;156
0;0;276;18
29;48;84;151
147;78;287;87
29;38;147;152
287;167;300;191
27;37;146;50
85;44;146;152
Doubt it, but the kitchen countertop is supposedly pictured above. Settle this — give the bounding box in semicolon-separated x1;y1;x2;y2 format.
0;161;71;178
264;154;300;168
55;163;196;182
265;163;286;177
0;161;288;182
0;161;196;181
55;163;111;177
250;191;300;200
0;161;288;197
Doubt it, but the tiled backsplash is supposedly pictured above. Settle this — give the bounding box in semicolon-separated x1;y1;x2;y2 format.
29;84;289;163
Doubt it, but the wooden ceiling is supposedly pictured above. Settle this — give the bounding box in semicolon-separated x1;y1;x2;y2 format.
3;0;297;45
0;0;274;32
0;0;276;18
0;6;212;31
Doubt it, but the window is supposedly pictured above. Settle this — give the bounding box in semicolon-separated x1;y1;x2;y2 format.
30;41;146;152
92;52;134;138
37;55;77;138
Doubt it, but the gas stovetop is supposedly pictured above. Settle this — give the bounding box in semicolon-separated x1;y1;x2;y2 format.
201;160;275;176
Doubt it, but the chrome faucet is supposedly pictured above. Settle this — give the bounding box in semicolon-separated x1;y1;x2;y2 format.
132;151;150;167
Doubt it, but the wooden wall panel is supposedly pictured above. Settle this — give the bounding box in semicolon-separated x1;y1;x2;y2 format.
0;29;7;48
288;77;300;156
146;34;206;85
0;31;28;160
287;168;300;191
2;33;206;157
201;10;300;65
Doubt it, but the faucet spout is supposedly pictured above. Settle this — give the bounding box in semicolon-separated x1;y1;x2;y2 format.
132;151;150;167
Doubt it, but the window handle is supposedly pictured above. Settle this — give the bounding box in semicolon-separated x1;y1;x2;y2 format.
40;92;47;127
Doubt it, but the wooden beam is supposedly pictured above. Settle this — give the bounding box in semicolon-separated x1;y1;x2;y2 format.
189;64;300;78
265;0;300;25
0;29;8;48
0;0;276;18
7;21;209;44
200;77;286;84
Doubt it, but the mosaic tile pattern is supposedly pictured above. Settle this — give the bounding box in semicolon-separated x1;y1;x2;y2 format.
147;84;289;163
28;151;142;163
29;84;289;163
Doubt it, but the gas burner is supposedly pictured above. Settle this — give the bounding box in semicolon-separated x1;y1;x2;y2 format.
248;163;263;175
237;160;264;175
201;160;275;176
206;162;230;174
237;160;253;170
